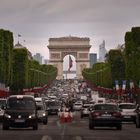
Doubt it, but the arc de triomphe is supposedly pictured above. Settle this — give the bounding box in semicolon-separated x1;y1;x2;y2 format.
47;36;91;79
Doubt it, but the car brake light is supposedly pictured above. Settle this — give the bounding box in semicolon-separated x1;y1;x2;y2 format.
112;112;121;117
92;112;101;117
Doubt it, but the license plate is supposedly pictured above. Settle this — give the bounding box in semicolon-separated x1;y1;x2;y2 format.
101;114;111;117
124;116;131;118
15;119;25;123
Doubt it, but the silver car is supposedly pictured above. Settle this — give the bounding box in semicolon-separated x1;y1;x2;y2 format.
36;103;48;125
80;104;91;118
118;103;136;123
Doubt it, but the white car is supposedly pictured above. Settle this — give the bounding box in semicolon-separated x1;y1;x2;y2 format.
118;103;136;123
73;102;83;111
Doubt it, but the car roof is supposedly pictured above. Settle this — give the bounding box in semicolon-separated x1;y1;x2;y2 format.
118;103;135;105
8;95;35;99
94;103;117;106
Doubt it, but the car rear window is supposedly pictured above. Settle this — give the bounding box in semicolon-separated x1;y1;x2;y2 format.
94;104;117;110
7;97;36;110
119;104;136;109
75;103;82;106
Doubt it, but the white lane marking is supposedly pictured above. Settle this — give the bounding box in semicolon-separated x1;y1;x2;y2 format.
61;124;66;140
75;136;82;140
57;120;61;128
41;135;52;140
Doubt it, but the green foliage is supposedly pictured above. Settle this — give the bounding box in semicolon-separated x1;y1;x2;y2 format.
82;62;112;88
125;27;140;87
0;29;57;94
28;60;57;88
10;48;29;94
106;49;125;85
0;29;13;86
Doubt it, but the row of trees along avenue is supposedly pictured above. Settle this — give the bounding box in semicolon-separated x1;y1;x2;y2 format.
82;27;140;103
0;29;57;95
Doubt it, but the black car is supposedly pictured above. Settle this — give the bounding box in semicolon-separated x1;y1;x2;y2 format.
45;101;61;115
2;95;38;130
136;104;140;128
89;103;122;130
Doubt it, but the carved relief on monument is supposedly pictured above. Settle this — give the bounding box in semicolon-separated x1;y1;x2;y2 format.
50;53;61;59
79;53;88;59
61;52;77;59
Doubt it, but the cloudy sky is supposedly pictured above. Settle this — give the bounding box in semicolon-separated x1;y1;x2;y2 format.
0;0;140;61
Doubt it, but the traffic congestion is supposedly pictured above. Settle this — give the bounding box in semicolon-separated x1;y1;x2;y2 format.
0;79;140;140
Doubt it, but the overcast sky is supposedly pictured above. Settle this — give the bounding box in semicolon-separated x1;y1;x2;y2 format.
0;0;140;60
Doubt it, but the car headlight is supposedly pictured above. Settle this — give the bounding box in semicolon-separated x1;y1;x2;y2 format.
29;114;36;119
42;113;46;116
4;113;11;119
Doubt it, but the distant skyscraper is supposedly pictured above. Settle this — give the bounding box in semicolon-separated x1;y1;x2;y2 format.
89;53;97;68
99;40;107;62
33;53;43;64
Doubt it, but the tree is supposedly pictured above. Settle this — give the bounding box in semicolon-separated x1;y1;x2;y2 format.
0;29;13;86
106;49;125;86
10;48;28;94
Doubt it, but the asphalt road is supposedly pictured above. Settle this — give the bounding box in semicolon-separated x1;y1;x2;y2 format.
0;111;140;140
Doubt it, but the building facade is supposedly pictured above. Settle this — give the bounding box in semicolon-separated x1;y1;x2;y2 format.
47;36;91;79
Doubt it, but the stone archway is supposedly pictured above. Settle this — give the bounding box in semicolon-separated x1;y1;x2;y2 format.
47;36;91;79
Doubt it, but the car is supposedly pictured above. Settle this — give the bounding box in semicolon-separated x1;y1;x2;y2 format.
89;103;122;130
136;104;140;128
80;103;91;118
45;101;61;115
73;102;83;111
2;95;38;130
118;103;136;123
36;102;48;125
0;98;7;121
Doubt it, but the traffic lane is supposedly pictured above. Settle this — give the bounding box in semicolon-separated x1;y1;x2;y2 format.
0;114;140;140
0;116;61;140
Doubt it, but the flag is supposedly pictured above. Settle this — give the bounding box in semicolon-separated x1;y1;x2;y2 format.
68;55;73;71
115;80;119;90
122;80;126;90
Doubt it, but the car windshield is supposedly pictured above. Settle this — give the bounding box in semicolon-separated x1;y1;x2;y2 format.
37;104;44;110
83;104;90;108
46;101;61;107
119;104;136;109
94;104;117;110
7;97;36;110
75;103;82;106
